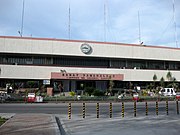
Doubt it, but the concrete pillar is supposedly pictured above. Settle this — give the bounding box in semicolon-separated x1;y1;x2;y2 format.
47;87;53;96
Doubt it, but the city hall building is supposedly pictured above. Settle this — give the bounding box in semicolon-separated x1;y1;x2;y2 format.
0;36;180;93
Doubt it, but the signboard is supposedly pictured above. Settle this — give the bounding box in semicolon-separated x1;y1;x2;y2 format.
51;72;124;81
43;80;50;85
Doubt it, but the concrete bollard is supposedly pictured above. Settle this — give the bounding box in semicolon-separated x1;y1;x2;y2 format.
109;102;112;118
122;102;124;118
68;103;71;119
83;103;85;118
134;101;137;117
97;103;99;118
177;101;179;115
166;100;168;115
145;102;148;116
156;101;158;116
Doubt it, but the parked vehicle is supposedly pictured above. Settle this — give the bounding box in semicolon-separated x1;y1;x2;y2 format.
133;93;139;101
27;93;36;102
26;93;43;103
0;92;11;101
159;88;176;96
176;92;180;100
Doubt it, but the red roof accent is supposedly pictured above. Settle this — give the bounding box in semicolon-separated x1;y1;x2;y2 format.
0;35;180;51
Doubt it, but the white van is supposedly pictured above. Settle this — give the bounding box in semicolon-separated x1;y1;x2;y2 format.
159;88;176;96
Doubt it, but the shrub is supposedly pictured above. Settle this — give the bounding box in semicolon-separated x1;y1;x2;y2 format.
69;91;76;96
85;87;95;96
92;89;105;96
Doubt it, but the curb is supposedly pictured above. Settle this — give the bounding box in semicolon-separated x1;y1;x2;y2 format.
55;117;69;135
0;115;14;129
52;116;61;135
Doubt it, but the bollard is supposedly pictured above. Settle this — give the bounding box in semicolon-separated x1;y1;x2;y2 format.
177;101;179;115
134;101;137;117
122;102;124;118
166;100;168;115
97;103;99;118
83;103;85;118
145;102;148;116
156;101;158;116
109;102;112;118
68;103;71;119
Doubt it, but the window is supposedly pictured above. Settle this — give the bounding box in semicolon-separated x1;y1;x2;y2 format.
0;53;180;71
110;59;126;68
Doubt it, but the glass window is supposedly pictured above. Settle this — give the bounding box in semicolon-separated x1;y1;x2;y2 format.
110;59;126;68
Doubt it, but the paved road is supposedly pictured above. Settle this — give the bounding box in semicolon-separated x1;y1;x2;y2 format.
0;101;179;118
58;115;180;135
0;101;180;135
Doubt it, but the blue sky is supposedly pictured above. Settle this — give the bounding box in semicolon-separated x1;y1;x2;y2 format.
0;0;179;47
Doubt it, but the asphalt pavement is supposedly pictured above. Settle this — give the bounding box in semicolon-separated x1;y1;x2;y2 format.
57;114;180;135
0;101;179;135
0;101;178;117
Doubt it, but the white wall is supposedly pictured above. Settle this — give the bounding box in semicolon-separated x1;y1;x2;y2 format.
0;37;180;82
0;37;180;61
0;65;180;81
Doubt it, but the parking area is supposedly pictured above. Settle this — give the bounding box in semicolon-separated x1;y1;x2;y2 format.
57;114;180;135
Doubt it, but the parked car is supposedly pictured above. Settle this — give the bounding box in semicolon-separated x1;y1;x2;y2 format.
133;93;139;101
176;92;180;100
27;93;36;102
159;88;176;96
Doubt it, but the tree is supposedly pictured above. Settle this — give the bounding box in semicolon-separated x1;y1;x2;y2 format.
146;83;153;92
167;77;179;90
153;74;157;89
160;77;165;88
108;80;114;96
85;87;94;96
166;71;172;81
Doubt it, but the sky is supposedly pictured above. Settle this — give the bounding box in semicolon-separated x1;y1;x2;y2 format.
0;0;180;48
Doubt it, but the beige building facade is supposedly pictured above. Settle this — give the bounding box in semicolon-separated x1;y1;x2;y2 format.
0;36;180;92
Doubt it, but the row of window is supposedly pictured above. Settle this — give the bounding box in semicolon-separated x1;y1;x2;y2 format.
0;54;180;70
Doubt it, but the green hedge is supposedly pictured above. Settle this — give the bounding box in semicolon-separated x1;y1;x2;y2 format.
43;95;176;102
0;117;6;126
1;95;176;103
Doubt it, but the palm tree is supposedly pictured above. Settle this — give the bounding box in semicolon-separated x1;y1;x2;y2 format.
108;80;114;96
166;71;172;81
160;77;165;88
167;77;179;90
153;74;157;89
146;83;153;92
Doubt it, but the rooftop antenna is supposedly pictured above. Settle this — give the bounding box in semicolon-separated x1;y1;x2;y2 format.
138;11;143;45
68;3;71;40
172;0;178;48
19;0;25;37
104;1;107;42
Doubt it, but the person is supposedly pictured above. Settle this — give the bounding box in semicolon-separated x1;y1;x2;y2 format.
58;82;64;94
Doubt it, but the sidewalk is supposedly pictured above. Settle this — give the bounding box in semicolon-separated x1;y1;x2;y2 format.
0;114;60;135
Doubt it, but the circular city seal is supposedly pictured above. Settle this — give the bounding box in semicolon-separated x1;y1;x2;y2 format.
80;43;92;54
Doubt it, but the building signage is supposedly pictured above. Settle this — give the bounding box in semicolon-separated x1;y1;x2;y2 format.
51;72;124;81
43;80;50;85
80;43;92;54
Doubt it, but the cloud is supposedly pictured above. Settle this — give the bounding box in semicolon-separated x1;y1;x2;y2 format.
0;0;179;48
